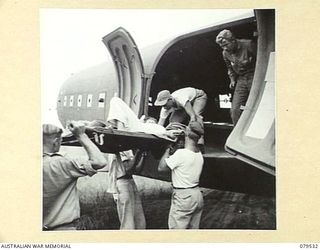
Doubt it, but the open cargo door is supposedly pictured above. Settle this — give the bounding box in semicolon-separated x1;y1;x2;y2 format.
225;10;276;175
102;27;146;116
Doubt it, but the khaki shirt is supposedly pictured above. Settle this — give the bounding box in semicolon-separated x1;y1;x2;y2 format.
222;39;256;82
42;153;97;228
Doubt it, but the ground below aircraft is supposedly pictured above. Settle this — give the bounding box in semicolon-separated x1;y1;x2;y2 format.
57;9;275;197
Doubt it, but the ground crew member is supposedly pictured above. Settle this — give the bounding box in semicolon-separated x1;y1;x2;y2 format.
107;149;147;229
154;87;207;147
42;122;107;230
216;29;257;125
158;121;204;229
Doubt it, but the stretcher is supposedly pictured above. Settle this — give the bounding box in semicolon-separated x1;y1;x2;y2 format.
61;126;173;153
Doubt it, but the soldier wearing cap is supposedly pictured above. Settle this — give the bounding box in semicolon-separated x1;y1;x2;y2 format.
42;122;107;230
154;87;207;147
158;120;204;229
216;29;257;125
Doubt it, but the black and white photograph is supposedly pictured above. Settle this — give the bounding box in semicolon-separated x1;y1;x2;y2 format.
41;9;275;231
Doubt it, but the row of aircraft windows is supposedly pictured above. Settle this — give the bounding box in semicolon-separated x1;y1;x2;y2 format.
63;93;106;108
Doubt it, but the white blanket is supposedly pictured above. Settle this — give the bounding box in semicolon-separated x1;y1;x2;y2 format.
107;97;174;141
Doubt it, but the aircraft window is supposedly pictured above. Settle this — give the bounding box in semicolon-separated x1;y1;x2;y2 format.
77;95;82;107
98;93;105;108
69;96;74;107
87;94;93;107
219;94;232;109
63;96;67;106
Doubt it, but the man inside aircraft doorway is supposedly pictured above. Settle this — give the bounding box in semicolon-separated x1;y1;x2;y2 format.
216;29;257;125
154;87;207;150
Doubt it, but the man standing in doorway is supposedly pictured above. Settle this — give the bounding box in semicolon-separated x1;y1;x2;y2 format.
216;29;257;125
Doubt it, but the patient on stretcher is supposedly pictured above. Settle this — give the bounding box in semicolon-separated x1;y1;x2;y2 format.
89;97;184;141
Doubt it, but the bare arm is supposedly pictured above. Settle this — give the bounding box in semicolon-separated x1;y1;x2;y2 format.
158;117;166;126
68;121;107;170
158;147;171;173
158;107;169;126
134;151;147;174
184;100;197;122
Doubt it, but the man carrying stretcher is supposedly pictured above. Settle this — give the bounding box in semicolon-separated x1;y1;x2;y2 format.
96;96;185;229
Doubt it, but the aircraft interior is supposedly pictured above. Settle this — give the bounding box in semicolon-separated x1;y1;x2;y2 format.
148;20;257;157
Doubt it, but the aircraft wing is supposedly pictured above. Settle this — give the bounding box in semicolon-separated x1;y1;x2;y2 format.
61;127;172;154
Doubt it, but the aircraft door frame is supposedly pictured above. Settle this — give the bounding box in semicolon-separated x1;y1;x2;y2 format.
102;27;146;117
225;9;276;175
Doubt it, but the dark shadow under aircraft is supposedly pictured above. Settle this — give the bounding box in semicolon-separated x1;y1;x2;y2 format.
57;9;275;197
